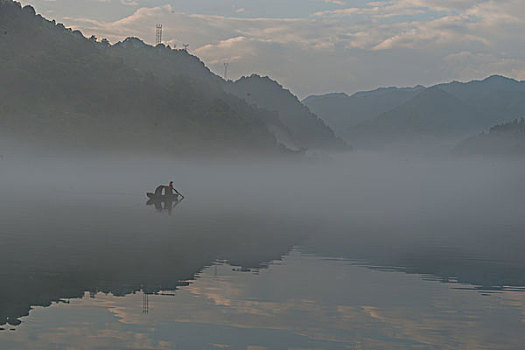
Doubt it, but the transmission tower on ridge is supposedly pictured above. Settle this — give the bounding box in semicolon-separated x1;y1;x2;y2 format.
223;62;229;80
155;24;163;46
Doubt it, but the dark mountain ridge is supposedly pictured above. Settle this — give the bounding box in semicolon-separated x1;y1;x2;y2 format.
110;37;224;88
0;1;343;155
0;2;274;154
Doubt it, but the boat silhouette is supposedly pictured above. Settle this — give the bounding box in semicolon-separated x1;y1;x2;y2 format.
146;185;182;201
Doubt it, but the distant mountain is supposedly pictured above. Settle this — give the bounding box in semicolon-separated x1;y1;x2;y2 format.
437;75;525;129
306;75;525;150
303;86;424;138
0;0;342;155
226;75;346;151
347;87;481;148
455;118;525;156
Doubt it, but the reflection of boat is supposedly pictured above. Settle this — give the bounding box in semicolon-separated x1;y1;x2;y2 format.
146;197;180;207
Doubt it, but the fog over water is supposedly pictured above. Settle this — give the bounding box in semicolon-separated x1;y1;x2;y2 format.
1;152;524;348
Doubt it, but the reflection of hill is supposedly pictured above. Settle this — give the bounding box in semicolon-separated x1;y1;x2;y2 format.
301;216;525;291
0;197;305;326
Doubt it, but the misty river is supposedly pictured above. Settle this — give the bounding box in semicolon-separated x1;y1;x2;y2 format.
1;153;524;349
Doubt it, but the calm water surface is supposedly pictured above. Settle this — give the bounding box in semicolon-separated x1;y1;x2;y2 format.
0;154;524;349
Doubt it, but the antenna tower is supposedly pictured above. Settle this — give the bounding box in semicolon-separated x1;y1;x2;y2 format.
183;43;189;51
223;62;229;80
155;24;163;45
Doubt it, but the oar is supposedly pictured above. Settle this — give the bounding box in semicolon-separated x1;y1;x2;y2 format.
175;189;185;199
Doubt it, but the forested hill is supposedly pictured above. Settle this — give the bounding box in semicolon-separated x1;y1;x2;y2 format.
0;0;343;155
108;37;224;88
226;75;346;151
106;40;345;151
455;118;525;156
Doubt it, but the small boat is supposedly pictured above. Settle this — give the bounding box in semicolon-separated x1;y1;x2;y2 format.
146;185;182;201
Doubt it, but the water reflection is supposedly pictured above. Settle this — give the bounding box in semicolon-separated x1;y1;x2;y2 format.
2;251;525;349
0;195;305;329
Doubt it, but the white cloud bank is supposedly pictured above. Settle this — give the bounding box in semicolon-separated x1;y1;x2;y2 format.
28;0;525;97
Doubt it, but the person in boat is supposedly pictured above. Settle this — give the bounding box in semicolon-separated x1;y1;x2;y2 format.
153;182;177;197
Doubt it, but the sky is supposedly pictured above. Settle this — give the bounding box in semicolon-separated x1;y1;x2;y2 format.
19;0;525;98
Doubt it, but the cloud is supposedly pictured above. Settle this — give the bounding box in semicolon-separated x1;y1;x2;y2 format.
120;0;138;6
323;0;347;5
